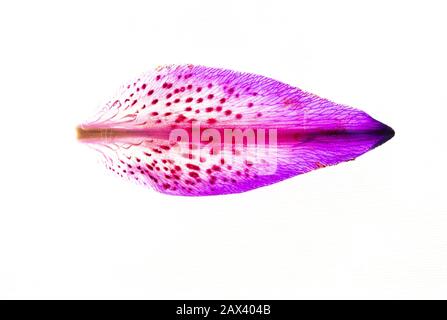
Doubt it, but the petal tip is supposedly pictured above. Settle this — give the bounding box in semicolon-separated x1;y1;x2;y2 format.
373;121;395;148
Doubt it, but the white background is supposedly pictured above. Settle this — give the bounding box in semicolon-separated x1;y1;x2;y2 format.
0;0;446;299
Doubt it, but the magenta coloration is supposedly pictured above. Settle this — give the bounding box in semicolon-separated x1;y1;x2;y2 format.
77;64;394;196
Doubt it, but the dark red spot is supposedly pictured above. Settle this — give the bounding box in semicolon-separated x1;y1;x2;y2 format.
212;165;221;171
174;98;180;103
257;112;262;117
186;163;200;171
207;94;214;99
216;106;222;112
164;112;172;116
187;84;193;90
156;75;161;81
185;97;193;103
224;110;232;116
166;102;172;106
151;111;158;116
220;98;226;104
207;118;217;124
248;102;254;107
235;114;242;119
142;84;147;90
166;93;172;99
196;87;202;92
185;106;192;111
162;183;170;190
197;98;203;103
189;171;199;179
205;107;214;112
175;114;187;123
151;99;158;105
131;100;138;106
147;89;154;96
